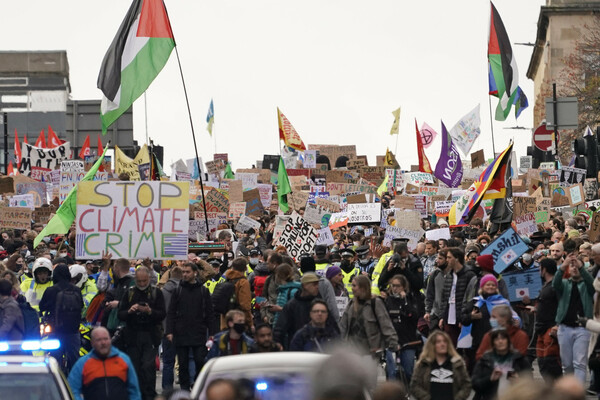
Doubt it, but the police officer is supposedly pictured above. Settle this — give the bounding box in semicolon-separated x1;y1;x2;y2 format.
314;245;331;278
370;238;409;296
204;257;225;294
354;245;375;275
339;248;360;299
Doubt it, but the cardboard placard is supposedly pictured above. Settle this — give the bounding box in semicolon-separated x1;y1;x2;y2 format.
289;191;310;211
513;196;536;217
33;205;57;224
589;211;600;242
346;193;368;204
0;207;33;229
0;177;14;194
228;180;244;203
243;188;264;216
566;183;584;207
228;202;247;219
471;149;485;168
395;195;416;209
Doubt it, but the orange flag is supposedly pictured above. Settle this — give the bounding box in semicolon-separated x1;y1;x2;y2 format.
79;135;91;159
23;134;28;144
14;129;21;167
277;107;306;151
415;119;433;174
47;126;62;147
35;129;46;148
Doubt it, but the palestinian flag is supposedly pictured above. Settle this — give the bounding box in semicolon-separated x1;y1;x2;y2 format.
98;0;175;133
488;2;527;121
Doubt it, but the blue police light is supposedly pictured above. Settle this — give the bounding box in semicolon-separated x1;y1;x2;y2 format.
41;339;61;351
21;341;41;351
0;342;9;352
256;382;268;391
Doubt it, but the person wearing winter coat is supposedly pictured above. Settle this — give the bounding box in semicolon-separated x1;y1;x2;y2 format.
271;264;301;326
384;274;421;381
339;275;399;355
159;266;182;391
289;299;339;352
410;330;471;400
0;280;24;341
471;328;531;400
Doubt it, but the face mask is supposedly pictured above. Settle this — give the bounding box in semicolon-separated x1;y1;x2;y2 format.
59;253;67;258
49;250;57;257
21;250;30;258
359;258;370;265
585;261;591;269
340;259;351;268
249;258;259;266
481;242;488;247
233;323;245;334
522;254;532;263
332;262;341;267
490;319;499;329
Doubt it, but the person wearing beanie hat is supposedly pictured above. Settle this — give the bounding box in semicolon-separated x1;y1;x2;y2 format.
325;266;348;298
460;272;517;374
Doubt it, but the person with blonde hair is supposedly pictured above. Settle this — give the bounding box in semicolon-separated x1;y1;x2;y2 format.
410;330;471;400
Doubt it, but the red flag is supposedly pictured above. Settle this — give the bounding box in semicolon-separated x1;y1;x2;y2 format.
97;135;104;155
35;129;47;148
79;135;91;159
415;119;433;174
7;161;15;176
14;129;21;167
47;126;63;147
23;134;28;144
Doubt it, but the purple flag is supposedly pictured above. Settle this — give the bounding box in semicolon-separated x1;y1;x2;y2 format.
434;121;463;188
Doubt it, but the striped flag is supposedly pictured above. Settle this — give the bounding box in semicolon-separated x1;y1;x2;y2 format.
206;99;214;136
98;0;175;133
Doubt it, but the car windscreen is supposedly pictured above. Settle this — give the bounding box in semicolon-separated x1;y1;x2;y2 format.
0;373;64;400
199;372;313;400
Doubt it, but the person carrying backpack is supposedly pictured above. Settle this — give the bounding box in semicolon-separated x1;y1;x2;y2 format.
39;263;84;375
214;258;253;331
0;280;24;341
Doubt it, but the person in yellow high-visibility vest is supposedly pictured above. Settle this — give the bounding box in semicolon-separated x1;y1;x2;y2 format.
370;238;410;296
339;248;360;298
204;257;225;294
314;245;331;278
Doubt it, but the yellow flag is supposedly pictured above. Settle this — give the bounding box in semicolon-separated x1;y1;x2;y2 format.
377;174;389;197
389;107;401;135
384;148;399;168
115;143;150;180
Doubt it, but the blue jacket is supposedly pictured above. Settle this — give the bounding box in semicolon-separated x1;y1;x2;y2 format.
205;330;254;361
68;346;141;400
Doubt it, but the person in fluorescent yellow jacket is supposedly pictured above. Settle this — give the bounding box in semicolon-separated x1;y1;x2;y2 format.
20;257;53;311
370;238;410;296
69;264;98;316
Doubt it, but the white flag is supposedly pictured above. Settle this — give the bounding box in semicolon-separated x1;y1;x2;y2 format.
449;104;481;155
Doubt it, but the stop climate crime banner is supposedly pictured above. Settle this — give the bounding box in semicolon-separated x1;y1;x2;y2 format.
75;181;190;260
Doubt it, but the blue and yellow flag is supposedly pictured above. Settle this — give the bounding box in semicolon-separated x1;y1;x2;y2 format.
206;99;214;136
448;142;513;226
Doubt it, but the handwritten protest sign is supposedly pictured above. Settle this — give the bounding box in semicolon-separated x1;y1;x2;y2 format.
514;213;538;236
0;207;33;229
289;191;309;212
228;202;247;219
243;188;264;216
425;228;451;241
304;203;331;226
316;227;335;246
480;227;528;274
258;184;273;209
75;181;189;259
9;194;35;209
276;212;318;260
513;197;536;218
236;215;261;233
236;173;259;190
15;182;46;207
33;205;57;224
328;211;349;229
590;212;600;242
303;150;317;168
347;203;381;223
18;142;71;177
566;183;584;207
383;225;424;251
503;269;542;302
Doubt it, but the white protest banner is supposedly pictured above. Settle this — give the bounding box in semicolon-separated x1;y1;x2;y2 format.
9;194;35;209
386;169;405;191
316;227;335;246
406;172;435;185
276;212;318;260
75;181;190;260
257;184;273;209
236;215;261;233
347;203;381;223
272;215;291;243
519;156;532;174
514;212;538;236
18;142;71;177
383;225;424;251
435;201;454;216
189;220;207;241
59;160;108;204
236;173;259;190
449;104;481;155
412;195;428;218
425;228;451;241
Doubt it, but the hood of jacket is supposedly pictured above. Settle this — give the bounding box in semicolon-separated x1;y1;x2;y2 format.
225;269;246;280
52;264;71;284
254;262;270;276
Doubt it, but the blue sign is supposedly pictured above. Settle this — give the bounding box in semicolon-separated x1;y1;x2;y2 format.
480;227;529;274
502;268;542;302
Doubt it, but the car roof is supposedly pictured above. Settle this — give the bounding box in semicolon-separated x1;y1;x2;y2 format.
0;355;53;373
206;352;328;374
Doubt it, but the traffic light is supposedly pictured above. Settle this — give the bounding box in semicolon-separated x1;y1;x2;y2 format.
527;145;554;169
573;134;598;178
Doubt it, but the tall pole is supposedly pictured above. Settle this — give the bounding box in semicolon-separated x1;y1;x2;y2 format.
174;47;210;236
3;112;7;175
487;97;497;156
552;83;560;169
144;92;149;146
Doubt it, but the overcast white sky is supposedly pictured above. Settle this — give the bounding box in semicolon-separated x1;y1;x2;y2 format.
6;0;545;173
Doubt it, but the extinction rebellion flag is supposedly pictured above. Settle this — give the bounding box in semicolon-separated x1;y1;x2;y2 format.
98;0;175;133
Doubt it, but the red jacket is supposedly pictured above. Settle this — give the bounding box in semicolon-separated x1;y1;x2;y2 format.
476;324;529;360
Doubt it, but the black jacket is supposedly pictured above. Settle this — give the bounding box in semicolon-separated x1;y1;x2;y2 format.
471;350;531;400
118;284;166;346
273;290;338;349
460;296;492;349
441;266;475;324
378;254;424;292
166;279;215;346
384;293;420;346
39;264;83;334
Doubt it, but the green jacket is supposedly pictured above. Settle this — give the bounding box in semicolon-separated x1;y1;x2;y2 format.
552;266;595;324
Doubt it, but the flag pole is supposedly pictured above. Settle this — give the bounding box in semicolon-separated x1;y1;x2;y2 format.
394;133;399;160
173;47;210;236
487;96;497;156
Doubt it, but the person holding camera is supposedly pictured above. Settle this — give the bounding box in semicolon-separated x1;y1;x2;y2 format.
118;266;166;400
377;242;424;295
